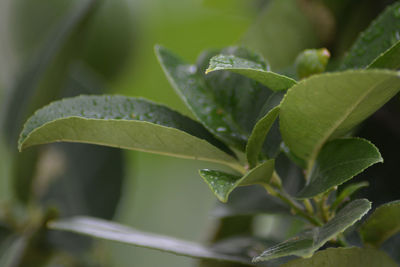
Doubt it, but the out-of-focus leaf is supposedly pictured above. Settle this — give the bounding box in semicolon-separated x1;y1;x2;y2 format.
1;0;99;147
297;138;382;198
199;160;274;202
281;247;397;267
253;199;371;262
18;95;242;172
206;55;296;91
368;41;400;69
331;182;369;211
340;2;400;70
0;235;28;267
156;45;274;151
48;216;254;265
242;0;320;69
279;70;400;166
246;107;280;168
360;200;400;247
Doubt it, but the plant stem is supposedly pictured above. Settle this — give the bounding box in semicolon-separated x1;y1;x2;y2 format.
264;184;323;226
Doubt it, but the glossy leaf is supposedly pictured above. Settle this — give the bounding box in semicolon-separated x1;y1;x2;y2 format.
156;45;274;151
282;247;397;267
253;199;371;262
297;138;382;198
18;95;242;172
280;70;400;165
246;107;280;168
48;216;254;265
331;182;369;211
368;40;400;70
360;200;400;247
340;2;400;70
206;55;296;91
199;160;274;202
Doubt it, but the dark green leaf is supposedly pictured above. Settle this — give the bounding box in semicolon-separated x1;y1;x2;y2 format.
340;2;400;70
253;199;371;262
282;247;397;267
199;160;274;202
246;107;280;168
331;182;369;211
360;200;400;247
48;216;254;265
18;95;242;172
156;45;274;151
368;40;400;69
279;70;400;166
297;138;382;198
206;55;296;91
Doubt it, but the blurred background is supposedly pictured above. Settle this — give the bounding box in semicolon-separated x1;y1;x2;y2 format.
0;0;398;266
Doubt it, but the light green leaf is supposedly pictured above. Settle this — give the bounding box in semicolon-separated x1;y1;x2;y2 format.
279;70;400;166
297;138;382;198
199;160;275;202
331;182;369;211
156;45;275;151
282;247;397;267
360;200;400;247
48;216;254;265
246;107;280;168
206;55;296;91
18;95;243;172
253;199;371;262
340;2;400;70
368;40;400;69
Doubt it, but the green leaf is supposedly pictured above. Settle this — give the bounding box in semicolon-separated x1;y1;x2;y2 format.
331;182;369;211
48;216;254;265
279;70;400;166
18;95;243;172
206;55;296;91
281;247;398;267
156;45;274;151
253;199;371;262
368;40;400;69
340;2;400;70
360;200;400;247
199;160;275;202
297;138;382;198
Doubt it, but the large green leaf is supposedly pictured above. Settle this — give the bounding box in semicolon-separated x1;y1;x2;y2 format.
18;95;243;172
246;107;280;168
253;199;371;262
340;2;400;70
282;247;397;267
156;45;274;151
297;138;382;198
48;216;254;265
206;55;296;91
360;200;400;247
279;70;400;166
368;41;400;70
199;160;275;202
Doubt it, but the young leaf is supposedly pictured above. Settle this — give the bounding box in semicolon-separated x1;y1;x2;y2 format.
340;2;400;70
246;107;280;168
279;70;400;165
253;199;371;262
48;216;254;265
368;40;400;70
360;200;400;247
331;181;369;211
282;247;397;267
297;138;382;198
199;160;275;203
206;55;296;91
18;95;243;172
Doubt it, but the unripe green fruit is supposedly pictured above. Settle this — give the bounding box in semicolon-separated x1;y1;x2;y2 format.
295;48;330;79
